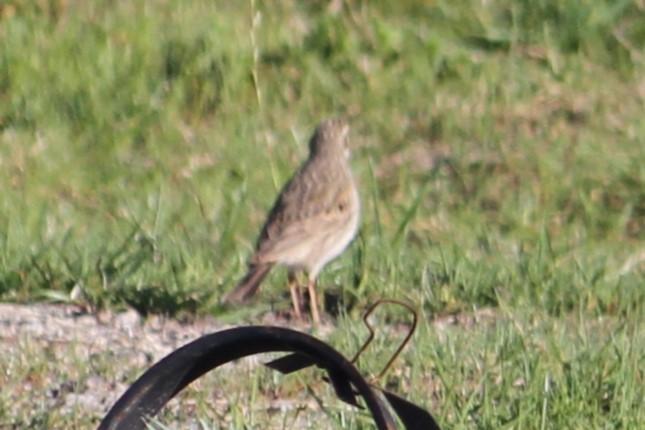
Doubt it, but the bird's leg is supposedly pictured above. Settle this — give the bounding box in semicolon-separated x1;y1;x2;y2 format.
307;278;321;325
288;273;303;321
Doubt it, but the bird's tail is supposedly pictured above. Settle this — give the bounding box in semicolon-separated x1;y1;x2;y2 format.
224;263;274;303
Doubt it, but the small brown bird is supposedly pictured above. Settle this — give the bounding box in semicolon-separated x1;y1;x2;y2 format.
225;117;360;323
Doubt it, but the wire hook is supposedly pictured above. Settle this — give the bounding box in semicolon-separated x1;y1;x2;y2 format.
350;298;418;381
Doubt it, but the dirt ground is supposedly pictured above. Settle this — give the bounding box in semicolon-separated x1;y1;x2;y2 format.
0;303;241;426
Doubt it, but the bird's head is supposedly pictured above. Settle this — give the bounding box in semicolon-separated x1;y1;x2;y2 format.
308;117;351;160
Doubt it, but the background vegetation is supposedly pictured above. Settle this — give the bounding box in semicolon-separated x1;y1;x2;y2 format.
0;0;643;428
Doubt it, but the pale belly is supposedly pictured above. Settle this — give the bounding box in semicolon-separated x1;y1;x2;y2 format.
283;188;360;278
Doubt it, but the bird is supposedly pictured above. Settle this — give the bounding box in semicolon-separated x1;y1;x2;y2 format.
224;117;360;324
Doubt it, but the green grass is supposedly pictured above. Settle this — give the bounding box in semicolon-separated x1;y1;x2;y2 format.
0;0;643;428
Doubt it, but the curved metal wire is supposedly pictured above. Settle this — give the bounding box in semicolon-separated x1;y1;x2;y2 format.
350;298;419;380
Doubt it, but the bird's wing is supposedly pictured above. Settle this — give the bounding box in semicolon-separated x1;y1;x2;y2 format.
252;166;356;263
